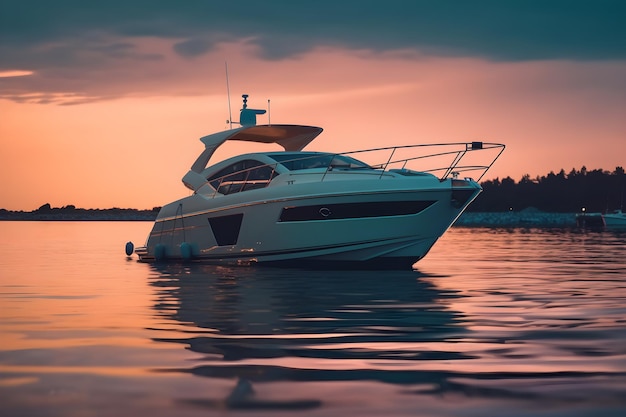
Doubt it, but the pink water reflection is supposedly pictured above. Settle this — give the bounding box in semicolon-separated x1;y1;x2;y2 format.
1;222;626;416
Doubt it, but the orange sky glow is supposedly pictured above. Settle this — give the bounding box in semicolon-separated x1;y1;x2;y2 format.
1;5;624;211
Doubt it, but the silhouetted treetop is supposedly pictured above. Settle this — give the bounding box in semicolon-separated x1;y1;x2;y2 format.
470;166;625;212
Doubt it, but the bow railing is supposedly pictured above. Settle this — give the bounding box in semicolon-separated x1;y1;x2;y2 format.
206;141;505;197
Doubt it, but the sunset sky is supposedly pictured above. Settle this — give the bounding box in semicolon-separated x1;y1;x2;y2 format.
1;1;624;211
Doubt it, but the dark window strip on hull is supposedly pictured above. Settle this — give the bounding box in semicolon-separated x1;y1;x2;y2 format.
279;200;436;222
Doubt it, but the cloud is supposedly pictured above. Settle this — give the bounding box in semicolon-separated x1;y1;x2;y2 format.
0;70;34;77
173;38;214;58
3;0;624;60
1;0;624;103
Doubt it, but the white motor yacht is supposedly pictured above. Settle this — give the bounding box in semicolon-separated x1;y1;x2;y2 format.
135;95;505;268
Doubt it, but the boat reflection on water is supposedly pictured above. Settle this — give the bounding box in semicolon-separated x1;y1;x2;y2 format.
147;264;466;410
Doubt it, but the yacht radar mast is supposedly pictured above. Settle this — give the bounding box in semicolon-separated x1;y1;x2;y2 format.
239;94;266;127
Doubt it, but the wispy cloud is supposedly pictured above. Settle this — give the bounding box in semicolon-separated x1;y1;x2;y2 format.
0;70;34;78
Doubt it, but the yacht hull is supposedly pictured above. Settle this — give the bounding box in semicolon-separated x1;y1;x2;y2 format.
137;179;480;269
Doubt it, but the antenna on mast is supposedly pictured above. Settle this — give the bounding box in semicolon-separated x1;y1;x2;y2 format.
225;62;233;129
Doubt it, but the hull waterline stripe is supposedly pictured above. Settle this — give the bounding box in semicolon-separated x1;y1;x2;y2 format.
143;235;426;261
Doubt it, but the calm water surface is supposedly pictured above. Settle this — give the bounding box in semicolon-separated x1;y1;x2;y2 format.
1;221;625;416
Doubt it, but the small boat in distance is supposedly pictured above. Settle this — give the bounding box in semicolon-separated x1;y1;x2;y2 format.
575;211;604;228
135;95;505;269
603;209;626;228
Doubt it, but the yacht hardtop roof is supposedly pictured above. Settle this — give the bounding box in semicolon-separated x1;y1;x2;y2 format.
200;124;323;153
184;124;324;190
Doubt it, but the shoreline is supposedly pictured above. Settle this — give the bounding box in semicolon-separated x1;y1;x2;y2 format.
454;212;579;227
1;210;585;227
0;209;158;222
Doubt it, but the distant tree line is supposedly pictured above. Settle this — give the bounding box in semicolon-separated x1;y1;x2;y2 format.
469;166;626;213
0;204;160;220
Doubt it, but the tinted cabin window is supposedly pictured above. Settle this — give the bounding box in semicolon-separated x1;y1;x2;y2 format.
269;153;371;171
208;159;276;195
269;154;333;171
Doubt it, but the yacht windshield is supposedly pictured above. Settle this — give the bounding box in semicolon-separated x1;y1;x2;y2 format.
269;153;371;171
207;159;277;195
